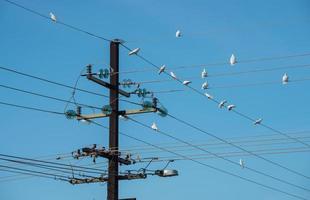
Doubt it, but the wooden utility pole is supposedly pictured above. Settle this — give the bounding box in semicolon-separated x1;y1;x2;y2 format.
78;39;169;199
108;39;120;200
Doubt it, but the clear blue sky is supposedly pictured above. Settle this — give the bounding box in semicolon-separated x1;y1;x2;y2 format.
1;0;310;199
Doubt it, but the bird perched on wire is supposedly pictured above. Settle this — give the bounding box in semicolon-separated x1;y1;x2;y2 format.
282;73;289;84
170;71;177;79
201;68;208;78
49;12;57;22
151;122;158;131
205;93;213;99
254;118;263;125
227;104;236;111
183;80;192;86
158;65;166;75
129;48;140;56
218;100;227;108
230;54;237;66
201;81;209;90
176;30;182;38
239;159;245;169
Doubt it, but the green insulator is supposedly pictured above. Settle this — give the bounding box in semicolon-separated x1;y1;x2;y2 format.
98;69;109;79
65;110;77;119
102;105;112;115
157;106;168;117
127;79;132;88
142;101;153;110
141;88;148;97
136;88;142;97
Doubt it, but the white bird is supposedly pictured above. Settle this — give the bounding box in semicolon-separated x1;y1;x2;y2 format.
119;115;128;121
151;122;158;131
254;118;263;125
170;71;177;79
183;80;192;85
282;73;289;84
158;65;166;75
205;93;213;99
239;159;245;169
201;81;209;90
136;155;141;162
227;104;236;111
176;30;182;38
128;48;140;56
230;54;237;66
49;12;57;22
80;119;90;125
218;100;227;108
201;68;208;78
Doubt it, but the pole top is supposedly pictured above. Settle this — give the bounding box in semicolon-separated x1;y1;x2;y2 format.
112;38;125;44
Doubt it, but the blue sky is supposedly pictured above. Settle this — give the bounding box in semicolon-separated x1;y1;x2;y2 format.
0;0;310;199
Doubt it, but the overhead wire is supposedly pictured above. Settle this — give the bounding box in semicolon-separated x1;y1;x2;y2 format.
112;130;310;151
148;77;310;93
0;164;70;181
90;120;308;200
119;135;310;156
0;154;108;174
166;113;310;180
0;65;143;108
0;168;69;182
120;63;310;83
0;0;308;195
3;87;308;187
126;116;310;193
2;0;111;42
0;83;102;110
137;147;310;163
116;53;310;75
120;43;310;152
0;100;308;199
0;157;106;176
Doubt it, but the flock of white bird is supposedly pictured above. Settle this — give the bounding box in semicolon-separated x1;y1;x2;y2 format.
47;12;291;169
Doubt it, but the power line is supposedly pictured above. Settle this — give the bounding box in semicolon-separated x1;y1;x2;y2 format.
89;120;308;200
0;168;69;182
127;116;310;193
0;164;70;181
0;160;108;183
0;154;108;174
0;157;106;176
122;136;310;156
0;93;310;192
113;130;310;152
138;147;310;163
117;53;310;74
166;113;310;180
2;0;111;42
0;101;64;115
145;77;310;95
0;99;306;199
120;43;310;149
0;83;102;110
0;65;142;107
133;63;310;85
0;66;109;98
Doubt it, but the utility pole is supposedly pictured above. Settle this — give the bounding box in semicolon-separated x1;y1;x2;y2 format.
67;39;178;200
108;39;120;200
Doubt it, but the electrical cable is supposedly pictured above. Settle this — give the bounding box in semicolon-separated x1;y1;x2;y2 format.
2;0;111;42
90;120;308;200
0;101;307;199
127;116;310;193
0;83;102;110
120;43;310;150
